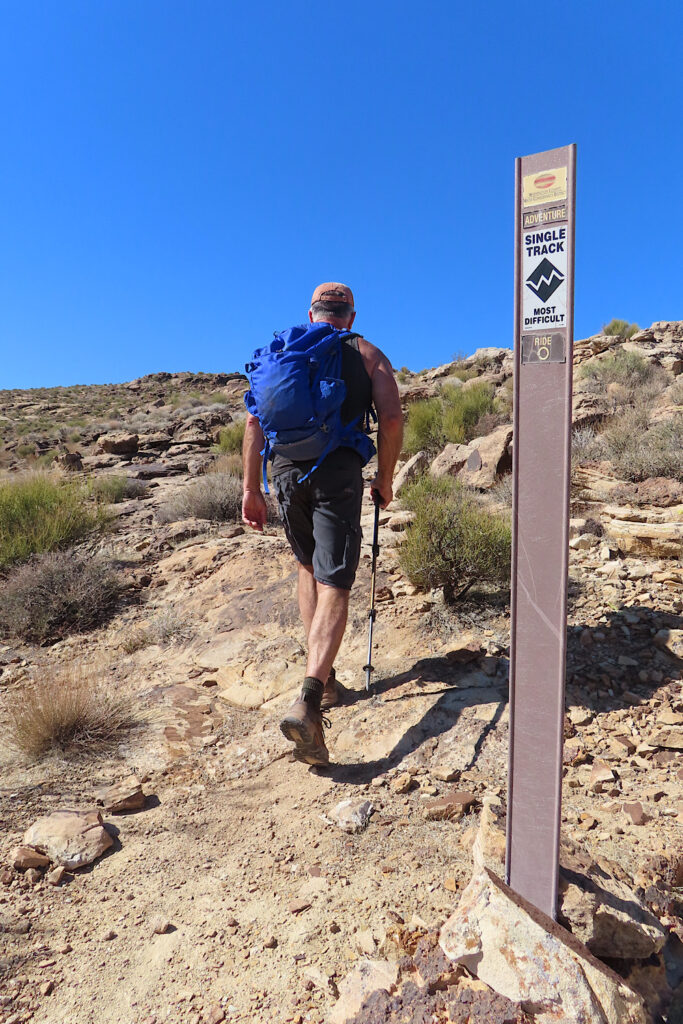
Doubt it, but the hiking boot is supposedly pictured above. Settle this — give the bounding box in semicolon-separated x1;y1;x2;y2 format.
320;668;339;711
280;698;330;766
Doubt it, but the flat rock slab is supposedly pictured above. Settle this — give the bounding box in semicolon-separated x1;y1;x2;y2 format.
440;868;647;1024
328;959;399;1024
96;776;146;813
23;810;114;870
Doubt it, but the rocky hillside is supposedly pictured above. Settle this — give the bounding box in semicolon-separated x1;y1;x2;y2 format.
0;323;681;1024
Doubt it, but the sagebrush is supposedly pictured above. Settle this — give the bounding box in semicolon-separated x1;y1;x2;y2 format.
0;552;123;642
399;475;511;601
157;472;243;523
213;420;246;455
404;381;495;455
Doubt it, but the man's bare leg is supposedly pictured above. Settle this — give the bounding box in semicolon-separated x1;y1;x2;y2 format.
297;563;317;639
306;583;349;684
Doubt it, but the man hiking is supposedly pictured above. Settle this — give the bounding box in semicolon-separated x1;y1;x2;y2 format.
242;282;403;766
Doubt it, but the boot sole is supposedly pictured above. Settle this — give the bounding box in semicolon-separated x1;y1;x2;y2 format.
280;718;330;766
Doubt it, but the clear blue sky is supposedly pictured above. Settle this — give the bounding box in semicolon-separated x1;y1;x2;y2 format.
1;0;681;389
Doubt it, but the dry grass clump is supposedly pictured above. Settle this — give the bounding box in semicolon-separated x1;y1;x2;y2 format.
399;475;511;601
210;453;243;477
89;475;148;504
120;607;196;653
0;552;123;642
3;662;138;761
0;472;106;569
157;473;243;523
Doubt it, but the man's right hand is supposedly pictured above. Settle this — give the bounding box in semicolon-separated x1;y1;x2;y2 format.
242;488;268;532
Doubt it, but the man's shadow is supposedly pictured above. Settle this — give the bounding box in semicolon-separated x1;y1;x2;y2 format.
327;654;508;786
324;603;683;785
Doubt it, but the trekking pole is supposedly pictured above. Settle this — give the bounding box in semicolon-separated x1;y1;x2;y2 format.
363;491;382;692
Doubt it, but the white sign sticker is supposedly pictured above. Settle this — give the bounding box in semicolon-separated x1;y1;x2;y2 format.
522;226;568;331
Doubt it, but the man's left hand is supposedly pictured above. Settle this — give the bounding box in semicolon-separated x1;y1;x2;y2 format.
370;477;393;509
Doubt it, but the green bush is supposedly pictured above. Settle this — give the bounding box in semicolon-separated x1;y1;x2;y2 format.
404;381;495;456
0;552;123;642
16;444;35;458
404;398;445;455
602;319;640;338
213;420;246;455
442;381;494;444
399;475;511;601
0;473;106;569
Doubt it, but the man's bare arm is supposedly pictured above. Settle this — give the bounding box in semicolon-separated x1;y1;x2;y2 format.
359;340;404;508
242;413;268;531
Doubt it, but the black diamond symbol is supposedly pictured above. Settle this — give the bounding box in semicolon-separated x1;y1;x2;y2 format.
526;258;564;303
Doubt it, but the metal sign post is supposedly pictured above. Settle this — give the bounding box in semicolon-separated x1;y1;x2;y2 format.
506;145;576;919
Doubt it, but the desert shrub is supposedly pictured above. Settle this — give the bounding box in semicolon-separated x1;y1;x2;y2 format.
580;350;664;404
571;426;607;467
442;381;494;444
490;474;513;507
404;398;445;455
3;662;137;760
157;473;243;523
213;419;246;455
399;476;511;601
604;413;683;481
89;475;147;504
603;319;640;338
0;473;106;569
669;379;683;406
210;453;243;477
0;552;123;642
16;443;35;458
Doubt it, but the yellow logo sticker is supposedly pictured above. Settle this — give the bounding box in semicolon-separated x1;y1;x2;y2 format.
523;167;568;207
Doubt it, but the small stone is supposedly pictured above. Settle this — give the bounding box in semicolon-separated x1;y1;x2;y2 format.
328;920;341;934
204;1005;225;1024
10;846;50;871
263;936;277;949
23;810;113;870
102;929;117;941
40;981;54;996
622;801;646;826
444;877;458;892
433;766;460;782
96;776;146;814
390;772;413;794
25;868;42;886
225;915;238;928
589;761;615;792
47;867;66;886
289;899;311;915
423;790;476;822
148;915;170;936
58;943;72;954
328;799;373;833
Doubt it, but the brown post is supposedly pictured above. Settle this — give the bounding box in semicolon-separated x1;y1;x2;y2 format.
506;145;576;919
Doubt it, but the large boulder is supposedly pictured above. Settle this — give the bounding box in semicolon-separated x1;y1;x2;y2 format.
96;432;138;456
430;442;471;479
600;503;683;557
457;424;513;489
393;451;430;495
440;868;648;1024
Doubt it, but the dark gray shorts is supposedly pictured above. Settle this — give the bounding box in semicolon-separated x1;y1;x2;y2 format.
272;449;364;590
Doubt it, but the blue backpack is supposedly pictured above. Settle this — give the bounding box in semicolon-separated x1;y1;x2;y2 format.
244;323;376;491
